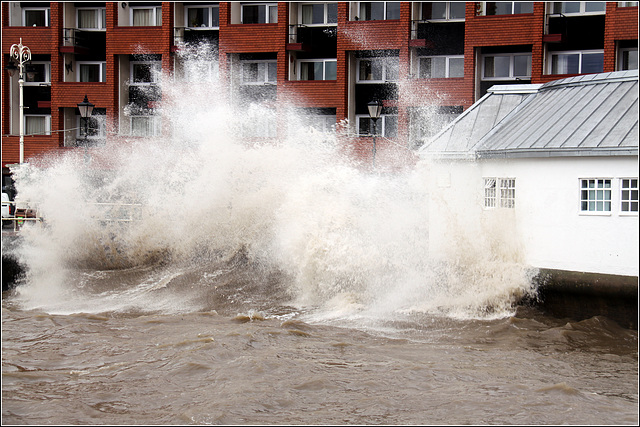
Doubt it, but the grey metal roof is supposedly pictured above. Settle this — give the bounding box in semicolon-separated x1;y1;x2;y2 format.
419;70;639;159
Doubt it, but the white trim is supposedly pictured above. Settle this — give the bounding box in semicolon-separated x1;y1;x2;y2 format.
482;53;532;80
130;61;161;85
240;60;277;84
549;1;607;15
23;61;51;86
421;2;466;21
356;57;399;83
77;114;107;139
618;47;638;71
357;2;401;21
356;114;398;137
130;5;162;26
548;49;604;75
76;7;107;30
297;59;337;80
241;3;278;24
419;55;464;78
619;177;639;215
479;2;533;15
130;116;161;137
24;115;51;136
22;7;50;26
77;61;107;83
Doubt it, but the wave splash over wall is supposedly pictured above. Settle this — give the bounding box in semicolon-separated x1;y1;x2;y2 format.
7;46;537;321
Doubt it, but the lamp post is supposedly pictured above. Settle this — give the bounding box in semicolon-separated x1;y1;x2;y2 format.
367;99;383;168
77;95;95;163
8;38;32;164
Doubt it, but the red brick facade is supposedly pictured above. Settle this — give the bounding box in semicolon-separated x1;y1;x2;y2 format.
2;2;638;169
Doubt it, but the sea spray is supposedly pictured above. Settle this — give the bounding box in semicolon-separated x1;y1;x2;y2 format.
7;44;537;320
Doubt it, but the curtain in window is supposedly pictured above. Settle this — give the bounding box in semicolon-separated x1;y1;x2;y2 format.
80;64;99;82
78;10;96;28
302;5;314;24
25;116;46;135
132;117;151;136
133;9;152;26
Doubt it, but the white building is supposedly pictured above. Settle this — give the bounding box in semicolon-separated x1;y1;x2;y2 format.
419;70;638;280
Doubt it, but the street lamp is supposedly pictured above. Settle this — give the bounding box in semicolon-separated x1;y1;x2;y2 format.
8;38;32;164
367;99;383;168
77;95;95;162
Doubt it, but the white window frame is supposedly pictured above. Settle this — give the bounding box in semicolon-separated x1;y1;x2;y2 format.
76;7;107;30
356;114;398;138
421;2;466;21
618;2;638;7
76;61;107;83
23;61;51;86
299;2;338;25
548;49;604;75
22;7;50;26
240;60;277;85
357;2;401;21
77;114;107;140
484;178;516;209
550;2;607;15
130;5;162;26
24;115;51;136
480;2;534;15
297;59;337;80
241;3;278;24
482;53;531;80
580;178;612;214
419;55;464;78
130;116;161;137
241;112;277;137
183;60;219;82
130;61;162;85
185;4;220;29
356;57;399;83
618;47;638;71
620;178;638;215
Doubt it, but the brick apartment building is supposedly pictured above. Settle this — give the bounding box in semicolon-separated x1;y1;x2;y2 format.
2;2;638;187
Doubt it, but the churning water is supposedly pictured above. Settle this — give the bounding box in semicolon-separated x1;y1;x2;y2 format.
2;46;638;425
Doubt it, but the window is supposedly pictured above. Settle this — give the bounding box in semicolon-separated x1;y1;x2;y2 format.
77;8;106;30
23;62;51;85
298;59;337;80
131;6;162;26
241;61;277;84
357;57;399;82
23;7;50;26
549;50;604;74
484;178;516;209
422;2;466;20
618;2;638;6
77;62;107;82
242;3;278;24
77;114;106;140
620;178;638;213
183;61;219;82
130;62;161;84
131;116;160;137
357;114;398;138
552;2;606;14
483;54;531;79
24;115;51;136
358;2;401;20
409;106;462;146
185;5;220;28
483;2;533;15
300;3;338;25
580;178;611;212
619;48;638;71
419;56;464;78
242;111;277;137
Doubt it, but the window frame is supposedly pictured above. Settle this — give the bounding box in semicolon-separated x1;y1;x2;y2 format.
184;4;220;29
22;7;50;27
620;178;639;215
418;55;465;78
481;2;534;15
77;114;107;140
580;178;612;215
421;2;466;21
240;60;277;85
297;59;337;80
548;49;604;75
130;116;161;137
299;2;338;25
484;177;516;209
130;5;162;26
241;3;278;24
357;2;401;21
23;61;51;86
618;47;638;71
183;60;220;82
356;114;398;138
76;61;107;83
356;57;400;83
551;2;607;15
24;114;51;136
129;61;162;85
482;53;532;80
76;7;107;30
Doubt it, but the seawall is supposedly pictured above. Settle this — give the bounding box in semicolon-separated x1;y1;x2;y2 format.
532;269;638;330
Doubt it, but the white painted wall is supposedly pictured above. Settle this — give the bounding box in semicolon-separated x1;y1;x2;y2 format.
425;155;639;277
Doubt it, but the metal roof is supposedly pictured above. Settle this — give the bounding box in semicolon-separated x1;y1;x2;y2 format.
419;70;639;159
